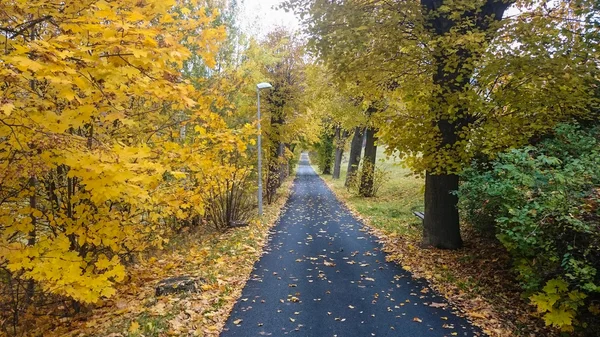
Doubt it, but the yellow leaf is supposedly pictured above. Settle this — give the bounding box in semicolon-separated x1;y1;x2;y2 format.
171;171;187;179
543;278;568;294
129;321;140;334
543;308;574;329
1;103;14;116
95;254;111;270
128;11;145;21
60;88;76;101
9;56;44;72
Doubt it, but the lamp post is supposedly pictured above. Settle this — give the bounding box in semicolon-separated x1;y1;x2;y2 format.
256;82;272;218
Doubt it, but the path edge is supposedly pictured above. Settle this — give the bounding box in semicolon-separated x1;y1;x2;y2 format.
218;173;297;335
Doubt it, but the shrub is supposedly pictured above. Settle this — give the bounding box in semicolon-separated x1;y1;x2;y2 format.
346;161;390;197
204;165;255;231
459;124;600;332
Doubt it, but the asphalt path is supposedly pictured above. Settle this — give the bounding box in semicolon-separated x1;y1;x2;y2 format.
221;153;483;337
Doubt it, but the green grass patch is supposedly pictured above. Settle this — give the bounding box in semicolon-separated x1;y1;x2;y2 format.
316;146;424;238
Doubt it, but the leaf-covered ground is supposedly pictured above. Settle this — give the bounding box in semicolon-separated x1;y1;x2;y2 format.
318;149;557;337
38;179;295;337
221;153;483;336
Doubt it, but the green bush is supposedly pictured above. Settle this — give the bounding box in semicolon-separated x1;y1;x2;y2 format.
459;124;600;332
315;131;334;174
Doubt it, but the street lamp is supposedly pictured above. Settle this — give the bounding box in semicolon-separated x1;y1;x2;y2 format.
256;82;272;218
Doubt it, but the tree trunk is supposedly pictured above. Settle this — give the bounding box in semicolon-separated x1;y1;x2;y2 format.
267;142;281;204
266;111;284;204
288;144;296;176
419;0;510;249
423;172;462;249
25;177;37;305
332;127;347;179
420;68;466;248
278;142;287;184
345;126;364;186
283;143;292;178
359;127;377;197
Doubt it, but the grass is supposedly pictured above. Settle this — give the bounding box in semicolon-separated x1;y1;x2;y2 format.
317;146;425;237
126;312;173;337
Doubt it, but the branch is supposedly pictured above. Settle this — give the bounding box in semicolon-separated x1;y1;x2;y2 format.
1;16;53;40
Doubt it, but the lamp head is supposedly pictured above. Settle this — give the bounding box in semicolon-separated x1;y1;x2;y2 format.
257;82;273;89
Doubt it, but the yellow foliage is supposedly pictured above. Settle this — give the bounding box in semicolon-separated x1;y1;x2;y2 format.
529;278;587;331
0;0;253;305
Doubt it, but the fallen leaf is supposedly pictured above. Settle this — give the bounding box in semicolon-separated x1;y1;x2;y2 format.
429;302;447;308
129;321;140;334
324;260;336;267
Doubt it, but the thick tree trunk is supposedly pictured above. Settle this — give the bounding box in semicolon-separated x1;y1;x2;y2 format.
359;127;377;197
332;127;347;179
345;126;364;186
420;83;466;248
423;172;462;249
419;0;510;249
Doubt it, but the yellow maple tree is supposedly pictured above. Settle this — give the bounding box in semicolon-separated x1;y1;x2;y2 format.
0;0;252;311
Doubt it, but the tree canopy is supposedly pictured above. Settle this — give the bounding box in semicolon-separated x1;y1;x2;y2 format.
285;0;600;248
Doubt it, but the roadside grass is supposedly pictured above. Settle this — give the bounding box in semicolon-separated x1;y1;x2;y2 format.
318;146;424;238
313;147;555;337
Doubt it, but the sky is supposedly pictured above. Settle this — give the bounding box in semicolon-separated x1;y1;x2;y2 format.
237;0;522;38
239;0;301;37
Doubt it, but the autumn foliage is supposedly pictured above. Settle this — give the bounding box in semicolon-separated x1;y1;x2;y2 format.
2;0;600;335
0;0;260;331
